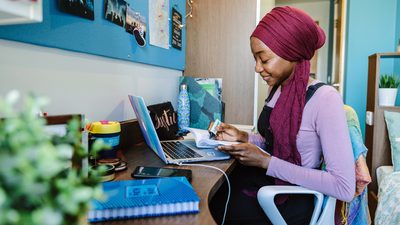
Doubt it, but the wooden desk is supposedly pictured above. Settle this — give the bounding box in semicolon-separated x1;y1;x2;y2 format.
95;143;236;225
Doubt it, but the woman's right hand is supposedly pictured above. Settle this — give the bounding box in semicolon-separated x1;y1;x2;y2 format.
214;122;248;142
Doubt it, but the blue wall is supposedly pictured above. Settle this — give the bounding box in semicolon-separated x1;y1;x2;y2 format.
344;0;399;136
0;0;186;71
395;1;400;75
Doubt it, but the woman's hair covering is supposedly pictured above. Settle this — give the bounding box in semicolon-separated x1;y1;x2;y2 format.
251;6;326;194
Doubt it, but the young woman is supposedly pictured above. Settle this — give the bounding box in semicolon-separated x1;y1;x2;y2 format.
211;6;355;225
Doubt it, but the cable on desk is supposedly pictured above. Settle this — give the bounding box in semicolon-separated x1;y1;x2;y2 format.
176;163;231;225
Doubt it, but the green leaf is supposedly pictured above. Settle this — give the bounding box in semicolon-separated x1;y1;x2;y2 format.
0;91;103;225
32;207;62;225
380;74;400;88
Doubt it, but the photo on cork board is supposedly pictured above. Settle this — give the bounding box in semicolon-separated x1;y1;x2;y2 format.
133;14;147;47
59;0;94;20
104;0;127;27
125;6;138;35
126;8;147;47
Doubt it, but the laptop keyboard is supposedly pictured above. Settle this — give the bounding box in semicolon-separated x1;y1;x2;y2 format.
161;141;203;159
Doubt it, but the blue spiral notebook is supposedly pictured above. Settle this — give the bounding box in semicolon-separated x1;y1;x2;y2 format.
88;177;200;222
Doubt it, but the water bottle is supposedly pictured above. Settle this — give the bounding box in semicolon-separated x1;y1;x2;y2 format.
177;84;190;132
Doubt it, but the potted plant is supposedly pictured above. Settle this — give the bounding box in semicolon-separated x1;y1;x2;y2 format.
379;74;400;106
0;91;104;225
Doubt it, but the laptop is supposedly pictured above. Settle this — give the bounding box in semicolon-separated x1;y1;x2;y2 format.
128;95;230;164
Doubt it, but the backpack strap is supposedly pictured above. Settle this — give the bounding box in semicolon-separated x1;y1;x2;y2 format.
266;85;279;103
305;82;326;104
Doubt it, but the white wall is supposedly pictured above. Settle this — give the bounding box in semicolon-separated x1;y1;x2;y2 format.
0;39;181;122
254;0;276;127
276;0;330;82
260;0;276;15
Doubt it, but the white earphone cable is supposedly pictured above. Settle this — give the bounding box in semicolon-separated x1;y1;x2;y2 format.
176;163;231;225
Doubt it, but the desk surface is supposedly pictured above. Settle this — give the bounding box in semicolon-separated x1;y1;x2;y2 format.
94;143;236;225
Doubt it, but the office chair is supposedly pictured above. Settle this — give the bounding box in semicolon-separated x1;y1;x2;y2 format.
257;185;336;225
257;105;370;225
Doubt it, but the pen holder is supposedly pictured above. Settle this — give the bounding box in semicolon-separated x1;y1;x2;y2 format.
88;120;121;161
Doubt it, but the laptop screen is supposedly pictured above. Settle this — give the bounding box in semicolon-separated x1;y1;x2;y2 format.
128;95;167;162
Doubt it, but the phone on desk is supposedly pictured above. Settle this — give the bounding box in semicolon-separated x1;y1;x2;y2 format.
131;166;192;182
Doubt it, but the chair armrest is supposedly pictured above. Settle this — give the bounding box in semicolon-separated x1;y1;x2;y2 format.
257;185;324;225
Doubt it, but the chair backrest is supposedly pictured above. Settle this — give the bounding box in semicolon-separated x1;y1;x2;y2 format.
314;196;336;225
257;185;336;225
257;105;368;225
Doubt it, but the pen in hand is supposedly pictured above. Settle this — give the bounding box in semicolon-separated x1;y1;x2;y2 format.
208;119;222;139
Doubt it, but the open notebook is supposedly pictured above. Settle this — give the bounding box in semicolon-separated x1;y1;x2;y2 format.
187;127;239;148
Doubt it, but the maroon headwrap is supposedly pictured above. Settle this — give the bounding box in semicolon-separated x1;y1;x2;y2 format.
251;6;325;191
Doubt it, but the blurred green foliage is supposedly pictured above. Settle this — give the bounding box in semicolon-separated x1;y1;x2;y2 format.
0;91;104;225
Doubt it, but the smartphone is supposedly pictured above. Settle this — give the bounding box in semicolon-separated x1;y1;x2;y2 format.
131;166;192;182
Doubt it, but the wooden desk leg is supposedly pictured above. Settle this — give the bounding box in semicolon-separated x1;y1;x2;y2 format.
368;190;378;224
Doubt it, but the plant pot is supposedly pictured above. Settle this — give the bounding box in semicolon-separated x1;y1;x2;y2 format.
379;88;398;106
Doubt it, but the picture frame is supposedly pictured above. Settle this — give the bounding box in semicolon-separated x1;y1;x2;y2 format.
44;114;88;171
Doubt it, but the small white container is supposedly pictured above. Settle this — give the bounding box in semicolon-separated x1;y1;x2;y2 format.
379;88;398;106
397;39;400;52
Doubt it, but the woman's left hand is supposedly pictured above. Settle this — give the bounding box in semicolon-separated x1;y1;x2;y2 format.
218;143;271;169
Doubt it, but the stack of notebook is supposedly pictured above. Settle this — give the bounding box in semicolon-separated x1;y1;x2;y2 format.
88;177;200;222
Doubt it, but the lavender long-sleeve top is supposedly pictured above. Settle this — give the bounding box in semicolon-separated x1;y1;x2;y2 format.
249;83;356;202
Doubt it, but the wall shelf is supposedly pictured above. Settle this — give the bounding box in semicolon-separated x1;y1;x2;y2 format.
365;52;400;219
0;0;42;25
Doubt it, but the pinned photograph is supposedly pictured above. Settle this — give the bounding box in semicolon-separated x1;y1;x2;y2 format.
171;8;182;50
149;0;170;49
125;8;146;47
104;0;127;27
133;15;147;47
59;0;94;20
125;7;138;35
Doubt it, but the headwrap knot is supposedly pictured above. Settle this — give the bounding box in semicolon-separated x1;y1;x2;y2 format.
252;6;325;61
